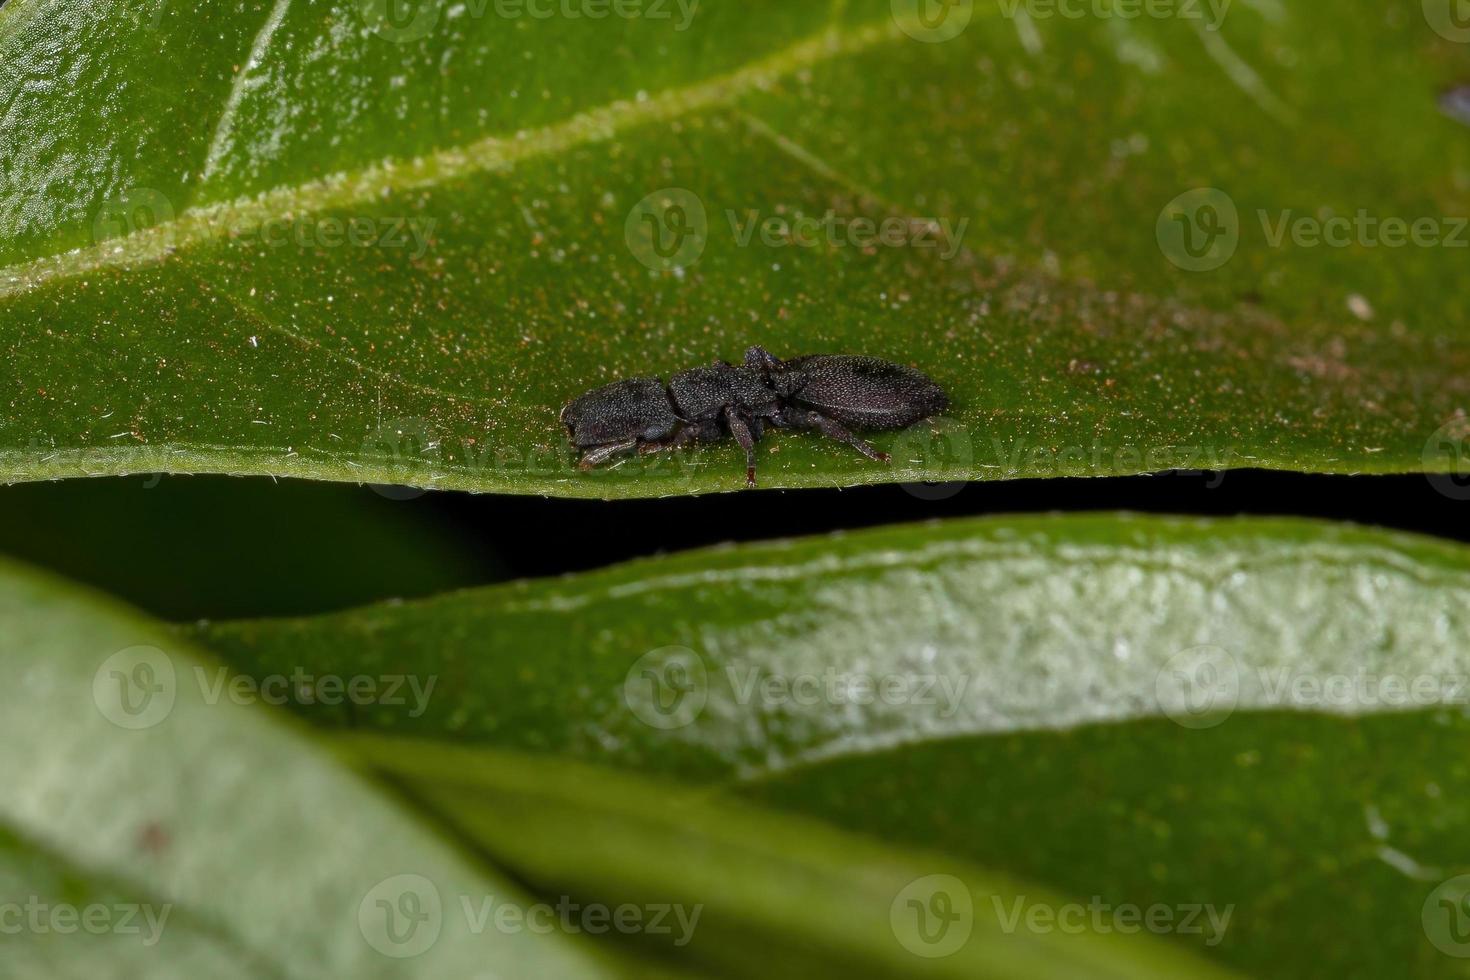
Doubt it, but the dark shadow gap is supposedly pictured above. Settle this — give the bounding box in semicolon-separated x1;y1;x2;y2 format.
0;470;1463;621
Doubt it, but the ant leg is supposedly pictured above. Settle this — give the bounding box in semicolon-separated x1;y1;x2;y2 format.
744;346;783;371
722;407;761;487
578;438;638;470
784;408;891;464
638;425;700;455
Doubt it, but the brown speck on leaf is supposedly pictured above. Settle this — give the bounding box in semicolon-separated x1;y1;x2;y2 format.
137;821;170;855
1443;409;1470;441
1287;338;1356;382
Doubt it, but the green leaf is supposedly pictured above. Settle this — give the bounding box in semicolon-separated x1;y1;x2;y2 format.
347;735;1237;979
735;709;1470;980
0;556;610;978
2;1;1468;495
0;476;497;619
195;513;1470;977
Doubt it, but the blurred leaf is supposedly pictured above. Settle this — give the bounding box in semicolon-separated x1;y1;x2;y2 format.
1;1;1468;495
197;513;1470;977
0;556;609;978
0;476;497;619
352;736;1236;979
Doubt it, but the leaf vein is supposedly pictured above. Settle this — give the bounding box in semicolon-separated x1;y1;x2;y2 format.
0;14;913;300
201;0;294;183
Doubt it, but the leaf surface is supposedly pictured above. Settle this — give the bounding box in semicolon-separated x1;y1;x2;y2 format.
197;513;1470;976
352;737;1238;979
2;1;1468;494
0;556;609;978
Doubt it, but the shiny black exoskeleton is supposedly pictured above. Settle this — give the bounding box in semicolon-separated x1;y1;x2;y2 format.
560;346;949;487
